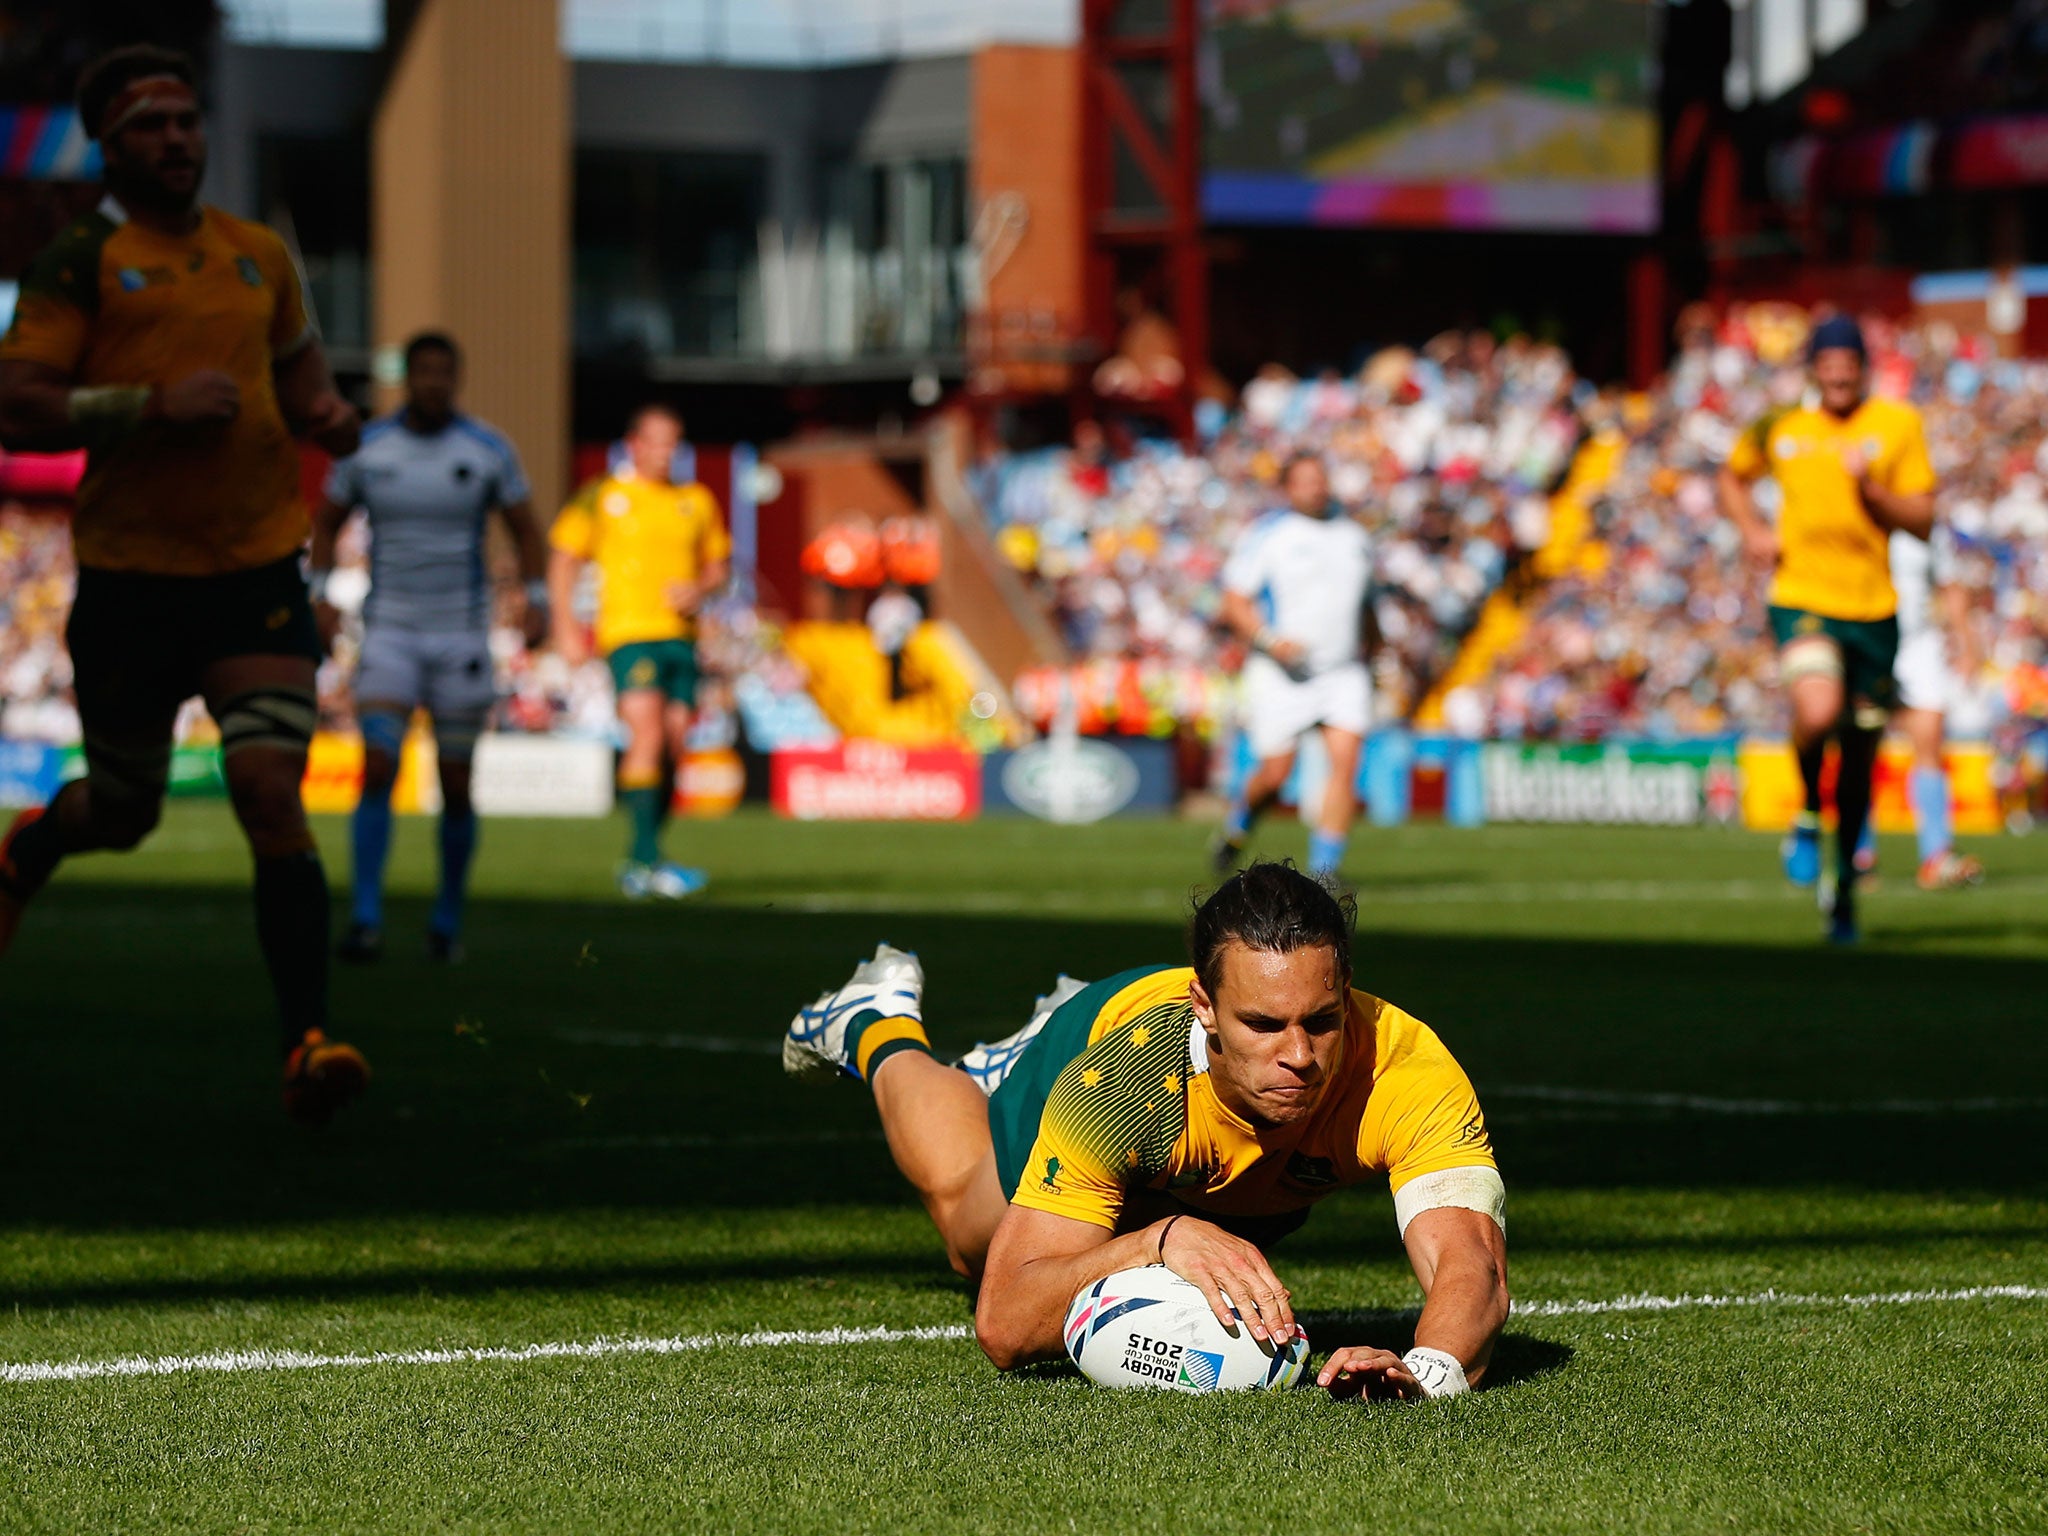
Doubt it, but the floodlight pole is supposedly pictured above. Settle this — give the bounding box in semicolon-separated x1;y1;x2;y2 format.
1079;0;1209;441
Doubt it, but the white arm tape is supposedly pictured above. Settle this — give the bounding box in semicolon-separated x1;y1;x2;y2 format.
1393;1165;1507;1237
1401;1346;1470;1399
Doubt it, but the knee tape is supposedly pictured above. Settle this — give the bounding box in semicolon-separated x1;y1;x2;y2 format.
1779;635;1843;686
359;709;407;760
217;686;318;758
431;711;485;763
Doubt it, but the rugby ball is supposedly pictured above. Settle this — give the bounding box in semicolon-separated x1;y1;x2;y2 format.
1063;1265;1310;1393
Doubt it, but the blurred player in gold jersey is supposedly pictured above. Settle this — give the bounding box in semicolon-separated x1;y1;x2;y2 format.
1720;315;1936;944
548;405;730;898
0;46;368;1123
780;863;1510;1401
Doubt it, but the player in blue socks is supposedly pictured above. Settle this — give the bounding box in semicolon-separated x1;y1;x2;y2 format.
310;332;550;962
1209;455;1373;886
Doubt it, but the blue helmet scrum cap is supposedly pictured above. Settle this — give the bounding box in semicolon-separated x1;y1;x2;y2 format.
1808;314;1867;362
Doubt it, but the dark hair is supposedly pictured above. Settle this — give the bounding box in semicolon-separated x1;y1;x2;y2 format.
1189;861;1355;1000
78;45;197;141
628;401;684;435
1807;313;1867;363
404;331;460;371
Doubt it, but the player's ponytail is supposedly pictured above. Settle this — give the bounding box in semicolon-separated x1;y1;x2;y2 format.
1189;861;1355;999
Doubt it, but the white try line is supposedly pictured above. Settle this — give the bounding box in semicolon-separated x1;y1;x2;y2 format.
1507;1285;2048;1319
1488;1084;2048;1117
6;1284;2045;1387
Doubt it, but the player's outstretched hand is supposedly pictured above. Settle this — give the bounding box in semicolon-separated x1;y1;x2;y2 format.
1159;1216;1297;1347
302;392;361;457
1317;1345;1423;1401
159;370;240;426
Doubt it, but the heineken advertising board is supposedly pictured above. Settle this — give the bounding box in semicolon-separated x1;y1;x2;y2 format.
1481;741;1740;826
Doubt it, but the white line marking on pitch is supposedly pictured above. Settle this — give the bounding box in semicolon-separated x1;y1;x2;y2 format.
5;1285;2043;1387
1488;1084;2048;1117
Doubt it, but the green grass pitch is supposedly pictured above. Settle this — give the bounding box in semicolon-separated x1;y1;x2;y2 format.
3;805;2046;1533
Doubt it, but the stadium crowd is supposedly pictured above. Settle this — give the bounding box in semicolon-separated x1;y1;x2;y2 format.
6;314;2048;759
975;333;1582;726
1439;307;2048;744
0;505;75;743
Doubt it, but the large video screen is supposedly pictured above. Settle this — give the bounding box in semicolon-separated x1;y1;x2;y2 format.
1201;0;1656;233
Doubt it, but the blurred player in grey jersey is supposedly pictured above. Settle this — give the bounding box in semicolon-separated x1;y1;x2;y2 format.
1868;524;1984;890
308;332;548;962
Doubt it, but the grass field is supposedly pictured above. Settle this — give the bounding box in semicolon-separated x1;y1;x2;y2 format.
4;804;2046;1534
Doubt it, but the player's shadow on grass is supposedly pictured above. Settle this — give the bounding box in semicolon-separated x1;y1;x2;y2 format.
1001;1330;1572;1395
1873;920;2048;948
1295;1310;1574;1393
1;1250;970;1314
8;878;2048;1234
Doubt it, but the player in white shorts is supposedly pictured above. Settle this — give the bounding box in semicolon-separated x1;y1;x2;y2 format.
1211;454;1373;881
309;332;550;961
1874;525;1982;890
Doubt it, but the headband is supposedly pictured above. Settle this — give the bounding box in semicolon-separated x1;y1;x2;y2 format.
99;74;198;140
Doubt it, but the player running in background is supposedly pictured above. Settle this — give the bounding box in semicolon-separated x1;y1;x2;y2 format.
548;405;729;898
1876;524;1984;890
1719;315;1936;943
0;46;367;1121
1211;455;1374;882
308;331;549;963
781;863;1509;1399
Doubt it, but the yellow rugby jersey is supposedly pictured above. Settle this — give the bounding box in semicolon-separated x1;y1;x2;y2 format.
550;472;731;654
1010;967;1494;1232
1727;396;1935;622
0;199;315;575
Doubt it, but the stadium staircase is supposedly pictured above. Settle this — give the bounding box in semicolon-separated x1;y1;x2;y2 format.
1415;429;1624;726
784;620;1027;749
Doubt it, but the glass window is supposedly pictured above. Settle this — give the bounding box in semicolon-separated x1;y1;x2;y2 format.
818;156;968;358
220;0;382;49
221;0;1077;61
574;149;766;360
258;134;371;353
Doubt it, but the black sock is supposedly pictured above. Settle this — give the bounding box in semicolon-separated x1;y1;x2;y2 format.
1796;736;1827;819
255;850;331;1054
1834;726;1880;886
653;752;675;832
4;781;85;889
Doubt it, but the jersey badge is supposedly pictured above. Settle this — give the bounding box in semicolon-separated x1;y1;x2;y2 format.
603;490;631;517
1283;1152;1337;1189
1039;1155;1063;1194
